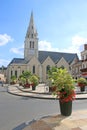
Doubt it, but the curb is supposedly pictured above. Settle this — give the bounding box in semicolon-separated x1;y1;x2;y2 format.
17;86;87;100
17;86;51;95
7;90;58;100
17;86;87;96
7;87;87;100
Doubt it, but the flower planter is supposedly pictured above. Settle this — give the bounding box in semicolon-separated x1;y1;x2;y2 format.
59;100;72;116
32;86;36;90
77;78;87;92
24;83;30;88
10;82;15;85
48;68;75;116
78;83;85;87
80;86;85;92
78;83;85;92
49;86;56;92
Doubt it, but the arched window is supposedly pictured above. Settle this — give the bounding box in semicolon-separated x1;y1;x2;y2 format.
11;71;13;76
31;34;33;38
58;65;65;69
22;70;24;74
30;41;34;49
32;41;34;48
15;70;17;78
46;65;50;74
33;66;35;74
30;41;32;48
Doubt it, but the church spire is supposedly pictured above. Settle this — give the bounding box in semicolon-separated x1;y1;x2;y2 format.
24;12;38;61
25;11;37;38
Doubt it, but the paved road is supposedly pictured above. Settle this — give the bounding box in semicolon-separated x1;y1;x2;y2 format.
0;86;87;130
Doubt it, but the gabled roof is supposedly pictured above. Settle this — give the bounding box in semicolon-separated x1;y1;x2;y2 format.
8;58;27;66
8;51;79;66
38;51;79;64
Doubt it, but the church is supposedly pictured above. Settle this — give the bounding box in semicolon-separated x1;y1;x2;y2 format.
7;12;79;83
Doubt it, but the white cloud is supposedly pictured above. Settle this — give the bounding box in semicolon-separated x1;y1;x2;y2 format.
72;35;87;46
0;59;10;66
39;41;54;51
70;35;87;58
39;35;87;59
10;45;24;56
0;34;13;46
39;40;60;52
9;35;87;59
0;35;86;66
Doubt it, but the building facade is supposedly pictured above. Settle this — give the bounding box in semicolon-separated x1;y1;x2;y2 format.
0;66;7;82
6;12;79;83
80;44;87;79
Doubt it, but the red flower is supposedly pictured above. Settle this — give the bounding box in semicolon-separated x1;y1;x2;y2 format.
57;90;76;103
78;83;85;87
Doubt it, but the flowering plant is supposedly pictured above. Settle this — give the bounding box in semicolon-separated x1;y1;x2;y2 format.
48;67;76;102
57;88;75;102
77;77;87;87
30;75;39;87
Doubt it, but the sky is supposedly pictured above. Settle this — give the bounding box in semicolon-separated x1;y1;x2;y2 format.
1;0;87;67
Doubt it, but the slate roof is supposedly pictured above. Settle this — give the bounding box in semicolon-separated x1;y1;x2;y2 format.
8;51;79;65
38;51;79;64
8;58;27;66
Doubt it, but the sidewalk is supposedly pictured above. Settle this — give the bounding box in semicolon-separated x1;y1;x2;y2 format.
7;84;87;100
7;84;87;130
23;110;87;130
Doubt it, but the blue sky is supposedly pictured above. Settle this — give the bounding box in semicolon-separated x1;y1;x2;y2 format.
0;0;87;67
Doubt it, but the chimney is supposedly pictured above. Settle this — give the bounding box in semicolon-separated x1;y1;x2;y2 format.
84;44;87;50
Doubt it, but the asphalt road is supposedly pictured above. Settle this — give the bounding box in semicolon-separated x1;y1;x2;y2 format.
0;86;87;130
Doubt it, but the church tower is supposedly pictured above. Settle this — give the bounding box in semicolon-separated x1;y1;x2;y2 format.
24;12;38;61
